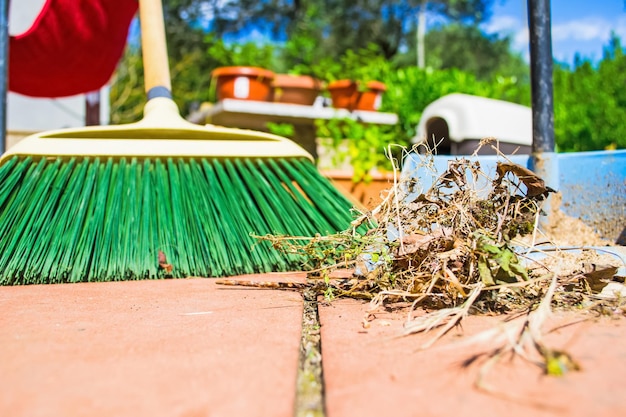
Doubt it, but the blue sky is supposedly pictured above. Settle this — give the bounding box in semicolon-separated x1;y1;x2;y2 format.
481;0;626;64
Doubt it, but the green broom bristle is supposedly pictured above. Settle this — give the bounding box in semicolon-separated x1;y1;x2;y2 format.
0;155;357;285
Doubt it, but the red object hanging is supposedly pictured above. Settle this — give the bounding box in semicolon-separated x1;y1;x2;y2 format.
9;0;138;98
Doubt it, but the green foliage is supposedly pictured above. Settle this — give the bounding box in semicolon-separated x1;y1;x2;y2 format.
109;43;215;123
324;44;391;83
266;122;295;138
315;118;398;182
170;48;215;114
110;34;530;175
163;0;207;60
280;34;325;76
109;48;145;124
380;65;529;142
277;3;329;74
396;23;529;83
209;1;494;59
554;34;626;151
109;34;281;123
476;235;529;285
205;35;278;69
308;45;530;180
109;3;625;164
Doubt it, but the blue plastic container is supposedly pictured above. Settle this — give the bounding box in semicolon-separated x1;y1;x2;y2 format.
402;150;626;243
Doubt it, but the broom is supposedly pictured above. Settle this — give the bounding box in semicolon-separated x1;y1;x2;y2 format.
0;0;357;285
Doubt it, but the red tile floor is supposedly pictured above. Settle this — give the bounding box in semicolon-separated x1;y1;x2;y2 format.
1;275;625;417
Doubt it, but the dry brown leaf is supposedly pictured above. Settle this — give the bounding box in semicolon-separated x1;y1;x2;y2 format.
582;263;619;292
495;162;550;197
158;250;173;273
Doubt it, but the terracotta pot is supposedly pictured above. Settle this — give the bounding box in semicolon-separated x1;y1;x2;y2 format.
327;79;387;111
327;79;358;110
356;81;386;111
321;169;395;210
211;66;275;101
272;74;322;105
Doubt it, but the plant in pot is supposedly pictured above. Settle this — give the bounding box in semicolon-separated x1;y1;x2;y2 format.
327;79;387;111
319;46;388;111
272;73;323;106
316;117;403;209
206;36;279;102
270;31;327;106
310;46;409;207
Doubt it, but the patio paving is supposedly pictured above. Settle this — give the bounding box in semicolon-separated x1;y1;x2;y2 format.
319;298;626;417
2;274;625;417
0;275;305;417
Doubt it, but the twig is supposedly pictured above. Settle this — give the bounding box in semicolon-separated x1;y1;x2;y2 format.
403;284;484;349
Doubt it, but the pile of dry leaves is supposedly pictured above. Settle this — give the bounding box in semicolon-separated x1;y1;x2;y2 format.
251;144;626;375
262;146;622;307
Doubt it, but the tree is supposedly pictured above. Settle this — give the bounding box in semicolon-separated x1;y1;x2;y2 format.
553;34;626;151
162;0;209;59
109;48;145;124
110;0;502;123
395;23;529;82
208;0;494;59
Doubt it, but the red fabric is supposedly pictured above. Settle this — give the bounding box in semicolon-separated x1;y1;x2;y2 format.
9;0;138;97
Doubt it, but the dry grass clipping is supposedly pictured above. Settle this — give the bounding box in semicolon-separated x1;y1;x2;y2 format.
240;140;625;377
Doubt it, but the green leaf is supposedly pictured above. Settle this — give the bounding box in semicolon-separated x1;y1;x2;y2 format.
478;256;495;286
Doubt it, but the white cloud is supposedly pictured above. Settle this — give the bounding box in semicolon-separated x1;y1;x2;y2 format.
551;18;611;42
482;15;521;35
482;12;626;64
480;14;529;57
612;15;626;39
513;28;530;60
550;16;626;63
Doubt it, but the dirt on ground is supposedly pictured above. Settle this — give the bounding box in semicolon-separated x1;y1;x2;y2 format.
540;192;615;247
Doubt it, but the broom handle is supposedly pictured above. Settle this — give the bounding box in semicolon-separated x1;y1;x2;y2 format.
138;0;172;99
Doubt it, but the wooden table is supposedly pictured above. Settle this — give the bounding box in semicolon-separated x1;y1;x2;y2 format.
187;99;399;159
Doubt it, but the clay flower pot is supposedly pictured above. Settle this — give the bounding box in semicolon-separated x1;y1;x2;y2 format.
211;66;275;102
321;169;395;210
327;79;387;111
356;81;387;111
327;79;358;110
272;74;322;106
